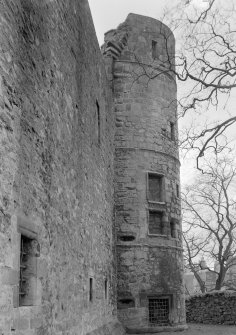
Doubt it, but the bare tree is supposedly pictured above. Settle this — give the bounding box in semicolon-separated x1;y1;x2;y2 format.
182;156;236;291
183;230;208;293
165;0;236;170
132;0;236;170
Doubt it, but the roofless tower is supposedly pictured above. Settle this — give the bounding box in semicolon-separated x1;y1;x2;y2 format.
103;13;186;332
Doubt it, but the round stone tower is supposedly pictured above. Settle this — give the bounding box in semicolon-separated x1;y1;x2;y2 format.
103;13;186;332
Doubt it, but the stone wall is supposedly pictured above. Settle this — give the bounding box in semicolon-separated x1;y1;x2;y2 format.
0;0;122;334
0;1;185;334
186;291;236;325
104;13;186;331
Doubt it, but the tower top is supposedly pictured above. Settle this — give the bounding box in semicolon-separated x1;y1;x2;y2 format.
103;13;175;68
123;13;174;36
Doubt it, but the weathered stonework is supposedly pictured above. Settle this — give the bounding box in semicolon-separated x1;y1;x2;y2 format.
0;3;185;335
103;14;186;332
0;1;120;334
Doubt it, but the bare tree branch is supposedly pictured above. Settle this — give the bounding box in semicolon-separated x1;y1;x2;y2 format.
182;156;236;291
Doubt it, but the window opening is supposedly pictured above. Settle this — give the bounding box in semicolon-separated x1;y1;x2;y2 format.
176;184;180;198
149;211;163;235
161;127;167;137
19;235;38;306
148;173;163;202
178;231;182;240
89;278;93;302
119;235;135;242
170;220;176;238
105;279;108;300
19;235;28;304
149;298;170;326
152;40;157;59
170;122;175;141
118;298;135;309
96;100;100;145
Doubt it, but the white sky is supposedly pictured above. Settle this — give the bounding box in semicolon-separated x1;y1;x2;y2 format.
88;0;210;45
88;0;236;185
88;0;179;46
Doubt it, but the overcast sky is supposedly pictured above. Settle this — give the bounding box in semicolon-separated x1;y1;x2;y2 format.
88;0;211;45
88;0;180;45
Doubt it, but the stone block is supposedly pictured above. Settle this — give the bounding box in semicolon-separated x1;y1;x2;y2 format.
0;289;12;313
13;317;30;330
0;267;19;286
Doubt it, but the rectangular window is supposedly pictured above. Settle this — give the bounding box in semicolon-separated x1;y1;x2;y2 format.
149;211;163;235
19;235;38;306
89;278;93;302
170;122;175;141
148;173;163;202
149;297;170;326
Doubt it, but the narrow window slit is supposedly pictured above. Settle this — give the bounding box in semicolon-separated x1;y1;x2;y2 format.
89;278;93;302
152;40;157;59
96;100;101;145
170;122;175;141
176;184;180;198
170;220;176;238
105;279;108;300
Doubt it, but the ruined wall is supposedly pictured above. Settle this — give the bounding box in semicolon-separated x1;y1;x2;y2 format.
186;291;236;325
0;2;185;334
103;14;186;332
0;1;124;334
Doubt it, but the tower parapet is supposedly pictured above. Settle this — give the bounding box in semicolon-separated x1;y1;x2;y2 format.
104;13;186;332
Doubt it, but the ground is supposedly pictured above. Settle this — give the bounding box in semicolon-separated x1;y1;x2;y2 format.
160;323;236;335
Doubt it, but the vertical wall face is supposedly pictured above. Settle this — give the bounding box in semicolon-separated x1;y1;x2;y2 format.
0;1;123;334
105;14;185;331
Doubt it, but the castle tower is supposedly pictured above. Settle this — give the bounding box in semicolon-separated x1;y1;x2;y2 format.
103;14;186;332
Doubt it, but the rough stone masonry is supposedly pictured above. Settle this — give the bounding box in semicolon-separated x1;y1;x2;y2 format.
186;291;236;325
103;14;186;332
0;0;185;334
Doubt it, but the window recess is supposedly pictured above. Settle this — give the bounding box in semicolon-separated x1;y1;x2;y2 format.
89;278;93;302
152;40;158;59
118;298;135;309
170;220;176;238
176;184;180;198
19;235;39;306
105;279;108;300
95;100;101;145
147;173;164;203
148;210;164;235
170;122;175;141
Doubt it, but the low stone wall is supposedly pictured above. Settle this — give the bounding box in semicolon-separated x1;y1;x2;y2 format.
186;291;236;325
